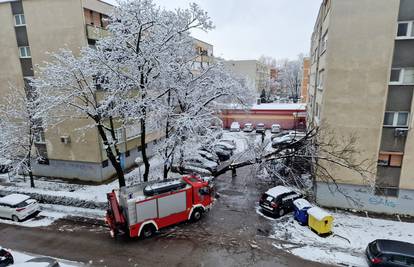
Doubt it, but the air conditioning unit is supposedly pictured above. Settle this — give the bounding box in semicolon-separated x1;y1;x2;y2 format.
60;135;71;144
394;128;409;137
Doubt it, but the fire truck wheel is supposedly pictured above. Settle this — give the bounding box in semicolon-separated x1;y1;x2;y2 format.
191;208;203;222
141;224;155;238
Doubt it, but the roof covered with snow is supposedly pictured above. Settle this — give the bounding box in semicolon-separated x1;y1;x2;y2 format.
265;186;293;198
293;198;312;210
307;207;332;221
251;103;306;111
0;193;30;206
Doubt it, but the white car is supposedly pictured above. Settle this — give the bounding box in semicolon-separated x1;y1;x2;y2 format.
230;122;240;132
271;131;306;147
243;123;254;132
0;194;39;222
184;155;218;173
271;124;281;134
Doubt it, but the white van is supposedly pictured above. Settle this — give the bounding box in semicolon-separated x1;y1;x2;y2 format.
0;194;39;222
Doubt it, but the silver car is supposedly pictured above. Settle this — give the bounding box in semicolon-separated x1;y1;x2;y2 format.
0;194;39;222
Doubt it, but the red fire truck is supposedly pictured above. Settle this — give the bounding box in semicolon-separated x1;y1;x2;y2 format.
105;175;214;238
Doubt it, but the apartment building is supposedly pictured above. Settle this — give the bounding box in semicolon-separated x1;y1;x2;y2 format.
300;57;310;103
224;60;270;94
308;0;414;215
0;0;164;182
193;38;214;70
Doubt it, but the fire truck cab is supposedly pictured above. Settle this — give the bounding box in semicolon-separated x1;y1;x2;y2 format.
106;175;214;238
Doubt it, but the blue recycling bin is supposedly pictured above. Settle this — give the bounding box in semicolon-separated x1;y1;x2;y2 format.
293;198;312;226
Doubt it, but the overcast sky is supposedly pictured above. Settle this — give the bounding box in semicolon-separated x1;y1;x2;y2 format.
102;0;321;60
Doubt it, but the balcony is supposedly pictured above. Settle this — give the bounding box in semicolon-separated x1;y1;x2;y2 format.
86;24;109;41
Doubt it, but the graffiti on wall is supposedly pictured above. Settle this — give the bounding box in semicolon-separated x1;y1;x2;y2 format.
368;196;397;208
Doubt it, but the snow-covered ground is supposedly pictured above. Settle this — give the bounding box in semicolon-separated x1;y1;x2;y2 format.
257;206;414;267
2;247;82;266
0;203;104;228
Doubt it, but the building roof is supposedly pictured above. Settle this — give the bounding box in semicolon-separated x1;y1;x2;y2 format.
251;103;306;111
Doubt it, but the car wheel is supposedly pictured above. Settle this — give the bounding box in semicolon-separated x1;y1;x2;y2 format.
141;225;155;239
12;215;19;222
278;209;285;217
191;208;203;222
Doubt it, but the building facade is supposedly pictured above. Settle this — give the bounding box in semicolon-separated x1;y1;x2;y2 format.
224;60;270;94
0;0;165;182
300;57;310;103
308;0;414;215
220;103;306;130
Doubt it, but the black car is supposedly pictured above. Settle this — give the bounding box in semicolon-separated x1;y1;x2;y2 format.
259;186;302;217
0;248;14;267
366;239;414;267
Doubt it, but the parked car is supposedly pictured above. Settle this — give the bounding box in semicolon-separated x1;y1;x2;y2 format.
0;194;39;222
0;247;13;267
271;131;307;148
230;122;240;132
184;155;218;173
255;123;266;133
171;164;212;176
198;149;219;163
213;145;232;161
243;123;254;132
25;257;60;267
366;239;414;267
259;186;302;217
271;124;281;134
0;158;12;174
217;140;236;151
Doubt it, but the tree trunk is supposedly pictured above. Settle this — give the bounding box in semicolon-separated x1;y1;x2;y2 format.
140;116;150;182
163;120;170;180
163;90;171;180
27;151;35;188
96;123;125;187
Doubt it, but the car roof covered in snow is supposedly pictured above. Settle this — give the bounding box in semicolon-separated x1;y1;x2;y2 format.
0;193;30;206
293;198;312;209
307;207;331;220
265;186;293;198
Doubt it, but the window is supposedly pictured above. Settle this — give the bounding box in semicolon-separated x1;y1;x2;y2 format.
320;32;328;53
19;46;31;58
390;255;407;265
390;68;401;82
114;128;124;142
317;70;324;89
34;130;46;143
404;68;414;84
384;111;409;127
14;14;25;26
389;68;414;84
378;152;403;167
375;187;399;197
397;21;414;39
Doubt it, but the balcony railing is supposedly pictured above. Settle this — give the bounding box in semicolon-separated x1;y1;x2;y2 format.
86;24;109;41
